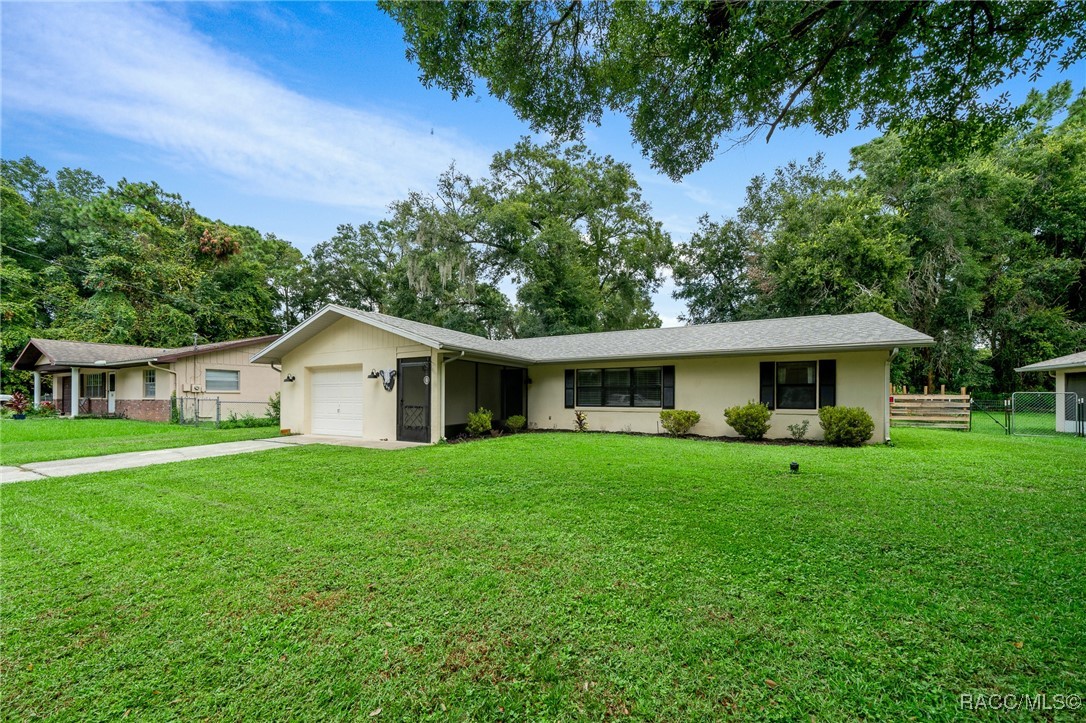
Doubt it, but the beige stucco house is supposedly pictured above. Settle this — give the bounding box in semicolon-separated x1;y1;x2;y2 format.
252;305;933;444
14;335;281;422
1016;350;1086;434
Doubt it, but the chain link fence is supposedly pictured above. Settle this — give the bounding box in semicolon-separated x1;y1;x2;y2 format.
1010;392;1084;437
172;397;279;429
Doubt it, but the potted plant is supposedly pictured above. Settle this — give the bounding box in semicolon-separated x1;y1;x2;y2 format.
9;391;30;419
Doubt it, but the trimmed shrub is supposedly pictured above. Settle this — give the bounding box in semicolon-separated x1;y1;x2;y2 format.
660;409;701;436
819;406;875;446
506;414;526;432
724;401;772;440
573;410;588;432
787;419;810;441
466;407;493;436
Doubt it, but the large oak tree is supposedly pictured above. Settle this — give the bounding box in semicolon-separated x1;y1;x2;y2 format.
381;0;1086;177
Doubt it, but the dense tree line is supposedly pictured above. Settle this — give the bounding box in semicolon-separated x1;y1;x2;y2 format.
673;84;1086;392
0;140;670;391
3;89;1081;396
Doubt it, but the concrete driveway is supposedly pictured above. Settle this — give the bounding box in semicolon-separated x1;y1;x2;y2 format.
1;435;424;484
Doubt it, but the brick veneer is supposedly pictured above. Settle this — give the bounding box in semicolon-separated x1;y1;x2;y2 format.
115;399;171;422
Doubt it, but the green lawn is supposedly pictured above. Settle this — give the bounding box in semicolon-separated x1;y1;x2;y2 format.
0;417;279;466
3;430;1083;720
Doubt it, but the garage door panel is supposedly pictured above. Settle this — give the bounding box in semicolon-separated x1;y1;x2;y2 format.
311;368;365;436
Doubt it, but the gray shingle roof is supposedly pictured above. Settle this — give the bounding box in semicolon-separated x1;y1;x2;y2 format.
501;312;933;363
17;339;170;368
1016;350;1086;372
252;305;932;365
15;336;281;370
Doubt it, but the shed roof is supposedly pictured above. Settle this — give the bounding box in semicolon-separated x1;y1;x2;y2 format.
1015;350;1086;373
251;305;932;366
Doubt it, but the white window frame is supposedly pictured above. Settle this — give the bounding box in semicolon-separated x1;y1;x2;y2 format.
205;369;240;392
83;372;105;399
143;369;157;398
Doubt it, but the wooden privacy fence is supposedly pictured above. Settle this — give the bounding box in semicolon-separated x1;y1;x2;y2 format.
890;385;971;430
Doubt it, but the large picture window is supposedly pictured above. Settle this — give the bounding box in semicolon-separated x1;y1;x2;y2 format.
205;369;240;392
576;367;663;408
82;373;105;399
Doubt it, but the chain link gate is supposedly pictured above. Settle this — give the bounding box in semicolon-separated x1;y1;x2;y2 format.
173;396;220;426
1010;392;1084;437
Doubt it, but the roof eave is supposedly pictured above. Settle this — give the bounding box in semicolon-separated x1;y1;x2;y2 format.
251;305;447;364
524;338;933;365
1016;362;1086;373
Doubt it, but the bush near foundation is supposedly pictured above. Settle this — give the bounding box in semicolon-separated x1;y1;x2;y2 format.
819;406;875;446
659;410;701;436
724;401;773;440
467;407;493;436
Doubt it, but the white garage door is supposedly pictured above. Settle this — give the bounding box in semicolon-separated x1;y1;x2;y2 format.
310;367;364;436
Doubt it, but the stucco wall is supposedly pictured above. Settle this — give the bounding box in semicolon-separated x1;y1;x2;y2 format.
526;350;892;442
278;317;440;441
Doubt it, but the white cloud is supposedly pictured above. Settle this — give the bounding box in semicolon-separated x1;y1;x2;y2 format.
1;3;489;212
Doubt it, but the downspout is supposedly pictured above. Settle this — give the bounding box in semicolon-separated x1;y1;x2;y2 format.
148;360;178;418
886;348;899;443
440;351;465;440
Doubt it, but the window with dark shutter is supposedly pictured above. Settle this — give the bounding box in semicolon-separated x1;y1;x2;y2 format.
661;365;675;409
818;360;836;407
759;362;775;409
777;361;817;409
564;369;575;408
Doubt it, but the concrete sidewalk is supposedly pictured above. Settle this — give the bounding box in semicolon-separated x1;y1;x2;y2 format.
1;435;423;484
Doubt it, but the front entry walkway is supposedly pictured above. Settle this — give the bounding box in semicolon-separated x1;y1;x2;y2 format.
0;435;424;484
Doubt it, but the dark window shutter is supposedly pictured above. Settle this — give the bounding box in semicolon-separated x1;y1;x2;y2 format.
819;360;836;407
662;365;675;409
759;362;775;409
564;369;575;408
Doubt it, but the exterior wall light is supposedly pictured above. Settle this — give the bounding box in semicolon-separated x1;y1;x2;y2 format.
284;374;296;383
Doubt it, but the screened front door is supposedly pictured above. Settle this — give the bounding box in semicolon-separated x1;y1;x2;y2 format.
107;373;117;413
397;358;431;443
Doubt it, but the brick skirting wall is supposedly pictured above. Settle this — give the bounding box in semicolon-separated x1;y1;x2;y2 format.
116;399;171;423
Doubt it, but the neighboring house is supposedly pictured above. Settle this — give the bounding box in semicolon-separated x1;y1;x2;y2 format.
1016;350;1086;434
252;305;933;444
13;335;281;422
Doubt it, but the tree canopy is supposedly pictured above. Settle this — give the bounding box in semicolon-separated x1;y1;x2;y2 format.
381;0;1086;178
672;84;1086;392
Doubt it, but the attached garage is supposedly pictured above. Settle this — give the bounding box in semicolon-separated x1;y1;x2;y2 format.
310;367;365;437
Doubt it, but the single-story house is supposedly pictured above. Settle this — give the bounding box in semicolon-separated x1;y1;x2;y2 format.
13;335;281;421
1016;350;1086;434
252;305;933;444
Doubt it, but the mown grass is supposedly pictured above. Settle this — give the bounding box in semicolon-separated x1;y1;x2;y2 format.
2;429;1083;720
0;417;279;466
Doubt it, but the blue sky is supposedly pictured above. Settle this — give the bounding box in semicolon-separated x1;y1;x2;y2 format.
3;2;1083;327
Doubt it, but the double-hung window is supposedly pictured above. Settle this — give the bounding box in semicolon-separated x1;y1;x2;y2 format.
205;369;240;392
82;373;105;398
143;369;157;398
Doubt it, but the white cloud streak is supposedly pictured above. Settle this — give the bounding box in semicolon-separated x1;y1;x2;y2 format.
1;3;489;211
